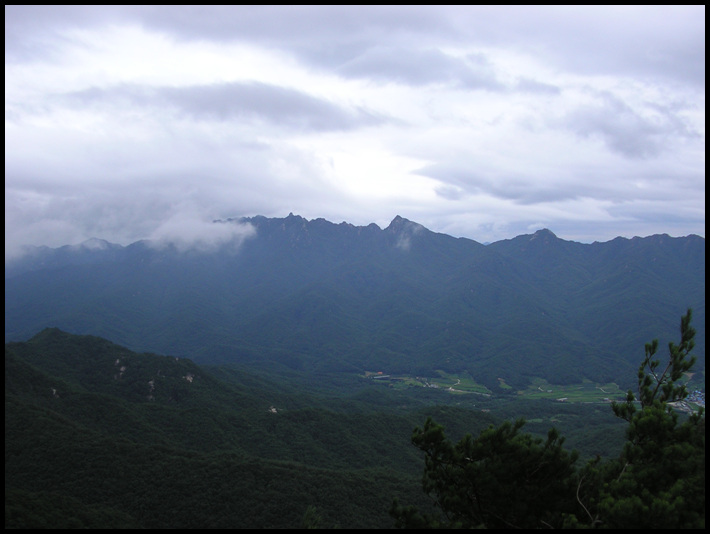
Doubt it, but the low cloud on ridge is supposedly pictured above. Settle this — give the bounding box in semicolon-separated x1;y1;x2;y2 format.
146;215;256;253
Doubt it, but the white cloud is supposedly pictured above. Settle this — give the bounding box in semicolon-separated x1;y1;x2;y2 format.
147;213;256;253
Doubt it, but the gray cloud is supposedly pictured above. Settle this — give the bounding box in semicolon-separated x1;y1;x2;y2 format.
5;5;128;62
336;47;504;90
417;145;703;208
421;163;589;205
4;5;705;255
513;78;561;95
6;5;704;86
59;82;384;132
134;5;454;68
562;91;700;159
134;5;705;87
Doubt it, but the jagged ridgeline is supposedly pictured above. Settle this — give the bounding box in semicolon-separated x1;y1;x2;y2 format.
5;214;705;390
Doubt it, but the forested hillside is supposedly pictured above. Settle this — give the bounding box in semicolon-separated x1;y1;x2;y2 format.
4;329;436;528
5;316;703;528
5;328;643;529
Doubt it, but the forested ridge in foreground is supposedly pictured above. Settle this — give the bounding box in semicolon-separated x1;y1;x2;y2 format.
5;311;704;528
5;329;440;528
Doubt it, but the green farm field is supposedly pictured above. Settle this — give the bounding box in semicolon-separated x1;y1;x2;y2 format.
365;371;630;404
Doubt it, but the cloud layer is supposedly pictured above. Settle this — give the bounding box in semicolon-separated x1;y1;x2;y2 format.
5;5;705;257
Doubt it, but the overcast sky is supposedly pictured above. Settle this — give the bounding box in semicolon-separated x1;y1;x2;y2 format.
5;5;705;257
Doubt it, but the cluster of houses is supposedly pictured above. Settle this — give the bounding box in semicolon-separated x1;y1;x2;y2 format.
686;389;705;407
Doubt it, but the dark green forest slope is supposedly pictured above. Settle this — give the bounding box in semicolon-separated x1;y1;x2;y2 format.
5;329;486;528
6;329;639;529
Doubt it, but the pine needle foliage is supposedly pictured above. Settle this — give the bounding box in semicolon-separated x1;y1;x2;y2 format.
393;309;705;529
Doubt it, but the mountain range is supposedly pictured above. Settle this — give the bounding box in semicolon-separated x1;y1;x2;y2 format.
5;214;705;390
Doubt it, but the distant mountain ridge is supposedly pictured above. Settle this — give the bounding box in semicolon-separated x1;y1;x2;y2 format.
5;214;705;390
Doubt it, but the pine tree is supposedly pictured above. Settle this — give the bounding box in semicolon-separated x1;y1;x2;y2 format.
390;417;580;528
592;308;705;529
392;309;705;529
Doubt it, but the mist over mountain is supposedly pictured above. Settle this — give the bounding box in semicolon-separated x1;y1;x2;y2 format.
5;214;705;390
